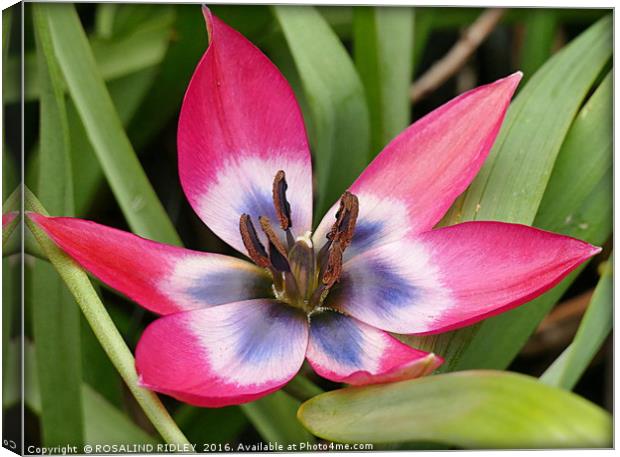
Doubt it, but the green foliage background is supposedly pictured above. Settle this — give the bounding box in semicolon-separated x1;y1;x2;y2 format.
2;3;613;450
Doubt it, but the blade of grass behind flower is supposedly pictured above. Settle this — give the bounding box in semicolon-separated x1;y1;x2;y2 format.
109;4;174;37
445;15;611;226
42;3;181;245
174;405;248;445
405;16;612;371
316;6;354;40
22;341;159;445
71;68;159;215
353;6;413;157
412;8;433;76
273;5;371;220
30;4;84;446
519;9;557;84
127;4;207;151
241;391;314;445
6;10;173;104
94;3;118;38
540;254;612;390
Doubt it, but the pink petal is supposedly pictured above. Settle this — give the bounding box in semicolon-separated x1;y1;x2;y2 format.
313;73;522;257
326;222;599;335
28;213;272;315
135;299;308;407
178;8;313;254
3;211;17;227
306;309;442;385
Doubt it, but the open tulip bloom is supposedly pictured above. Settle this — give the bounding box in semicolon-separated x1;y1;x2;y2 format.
28;8;600;408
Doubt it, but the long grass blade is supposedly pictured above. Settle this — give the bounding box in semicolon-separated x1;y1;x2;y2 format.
540;254;612;390
273;6;370;218
353;6;413;156
42;3;181;245
30;4;84;445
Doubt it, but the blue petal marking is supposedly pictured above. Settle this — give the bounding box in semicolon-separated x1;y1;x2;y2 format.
351;220;384;252
310;311;362;367
330;259;418;317
370;260;417;305
187;270;271;305
237;185;287;244
236;304;304;364
239;186;278;224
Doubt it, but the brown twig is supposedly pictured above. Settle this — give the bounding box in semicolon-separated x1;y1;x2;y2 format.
410;8;506;103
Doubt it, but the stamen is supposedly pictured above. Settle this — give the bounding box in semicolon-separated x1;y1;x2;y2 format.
322;241;344;288
239;214;270;268
327;191;359;249
272;170;292;230
259;216;291;272
318;191;359;276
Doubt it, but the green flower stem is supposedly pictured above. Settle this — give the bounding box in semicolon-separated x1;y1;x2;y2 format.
283;374;324;403
24;187;189;446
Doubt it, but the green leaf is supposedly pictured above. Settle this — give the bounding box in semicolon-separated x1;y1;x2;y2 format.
82;385;158;445
71;68;159;215
128;5;207;151
541;254;612;390
89;9;174;83
445;15;611;226
109;4;173;38
241;391;313;445
273;6;370;218
2;261;19;410
6;10;173;104
406;16;612;370
519;10;557;84
412;9;433;76
535;71;612;231
43;3;181;245
210;5;272;41
94;3;118;39
174;405;248;445
25;187;189;445
317;6;354;39
283;374;324;402
2;338;19;410
22;341;158;445
298;370;612;448
31;4;84;446
353;6;413;156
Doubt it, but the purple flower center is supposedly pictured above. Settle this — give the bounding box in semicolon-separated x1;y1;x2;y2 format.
239;170;359;313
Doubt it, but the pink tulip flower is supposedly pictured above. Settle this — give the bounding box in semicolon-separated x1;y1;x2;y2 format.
28;8;600;407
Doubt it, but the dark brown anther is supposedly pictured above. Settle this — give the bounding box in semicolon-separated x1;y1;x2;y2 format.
272;170;292;230
327;191;359;249
322;241;344;288
239;214;271;268
259;216;291;272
